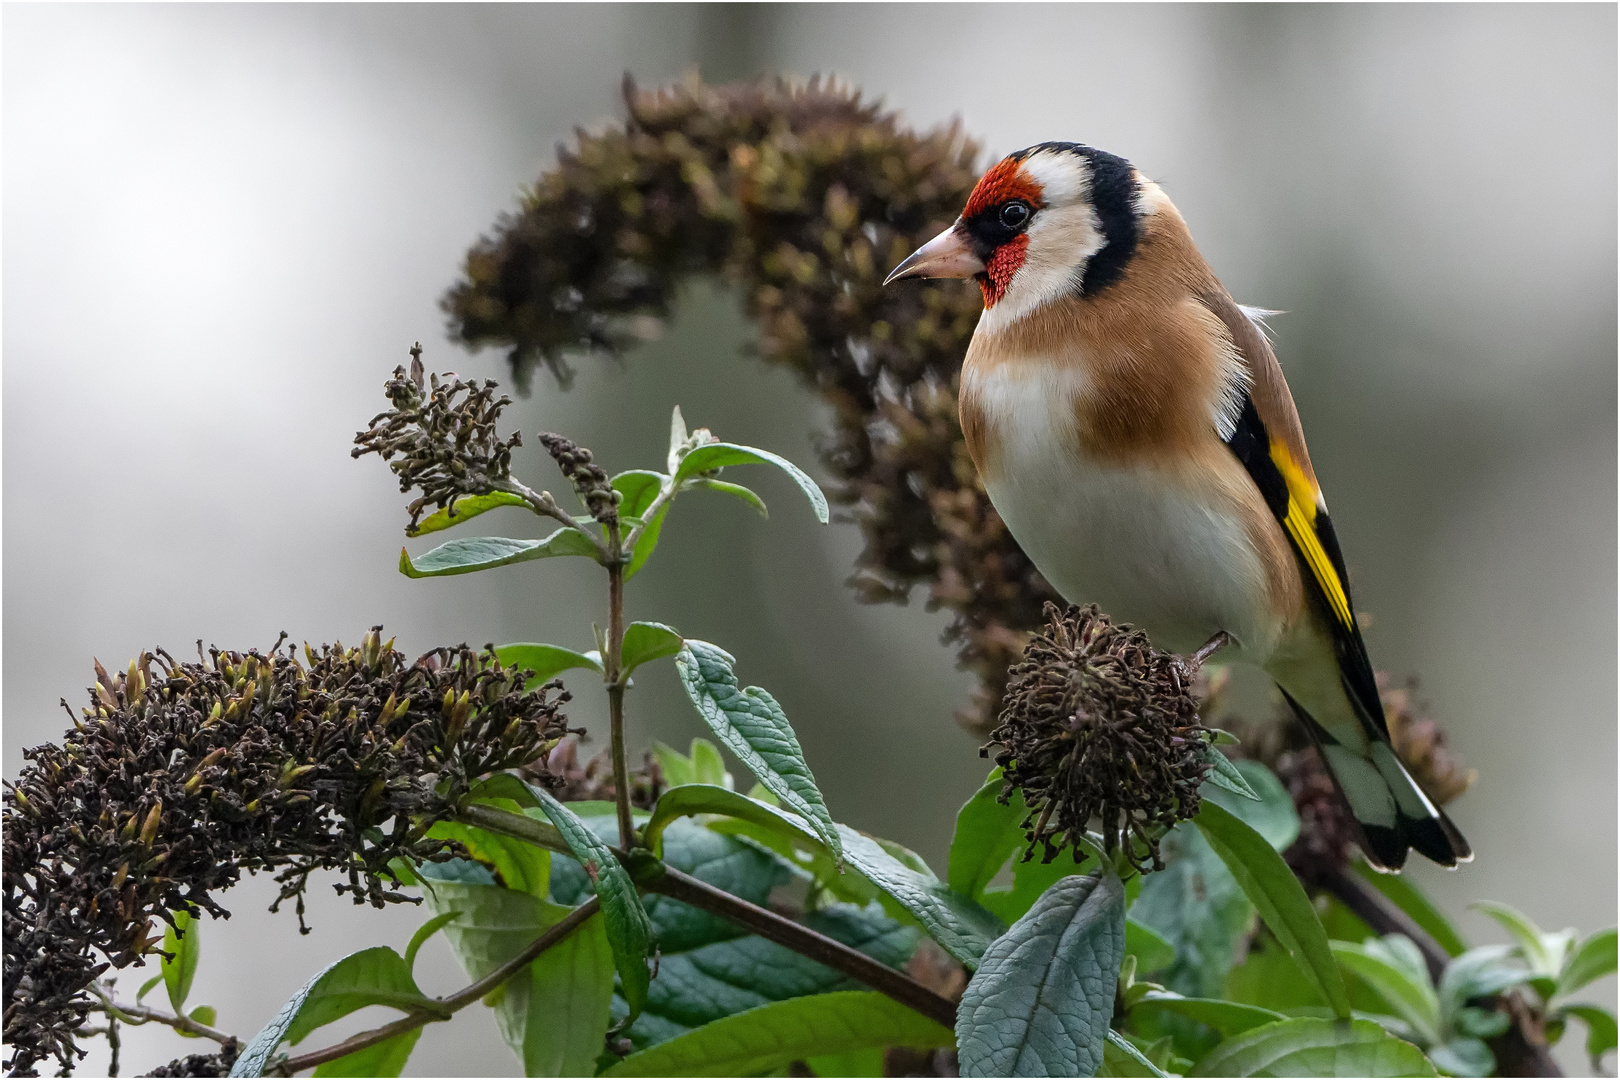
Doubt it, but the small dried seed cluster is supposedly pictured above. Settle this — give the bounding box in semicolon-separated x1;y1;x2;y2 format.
538;433;619;528
2;630;573;1075
442;75;1050;733
352;347;522;535
986;605;1212;873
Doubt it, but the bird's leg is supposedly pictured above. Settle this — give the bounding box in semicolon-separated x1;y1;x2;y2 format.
1186;630;1232;670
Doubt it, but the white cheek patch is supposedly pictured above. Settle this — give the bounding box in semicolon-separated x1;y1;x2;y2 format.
979;203;1106;334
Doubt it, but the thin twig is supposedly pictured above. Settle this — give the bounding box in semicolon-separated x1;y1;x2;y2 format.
273;897;601;1075
455;802;960;1029
497;477;611;560
89;985;238;1046
648;866;959;1030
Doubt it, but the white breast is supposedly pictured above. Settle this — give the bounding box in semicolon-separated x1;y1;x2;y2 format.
965;360;1281;659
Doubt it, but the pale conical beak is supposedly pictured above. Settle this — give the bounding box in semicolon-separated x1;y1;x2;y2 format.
883;222;985;285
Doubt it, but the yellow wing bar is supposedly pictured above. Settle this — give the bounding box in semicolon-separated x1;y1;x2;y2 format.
1270;439;1355;629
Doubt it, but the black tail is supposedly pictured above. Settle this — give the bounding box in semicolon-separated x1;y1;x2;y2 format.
1281;690;1471;872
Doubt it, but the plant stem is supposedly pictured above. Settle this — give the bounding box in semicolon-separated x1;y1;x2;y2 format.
88;986;238;1047
604;524;635;850
647;866;959;1030
456;802;960;1030
273;897;601;1075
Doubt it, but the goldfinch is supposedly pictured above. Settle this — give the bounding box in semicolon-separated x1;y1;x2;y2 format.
886;142;1469;872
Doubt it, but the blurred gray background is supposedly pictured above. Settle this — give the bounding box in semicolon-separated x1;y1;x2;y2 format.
5;4;1613;1075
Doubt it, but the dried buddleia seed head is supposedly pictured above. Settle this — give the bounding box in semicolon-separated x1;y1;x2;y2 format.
986;604;1212;873
352;344;523;534
2;629;577;1075
538;433;619;527
1380;674;1476;806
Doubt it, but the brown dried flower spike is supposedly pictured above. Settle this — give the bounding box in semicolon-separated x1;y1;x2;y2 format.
987;604;1212;873
352;344;522;534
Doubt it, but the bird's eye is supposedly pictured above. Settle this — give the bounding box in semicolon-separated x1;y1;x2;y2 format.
999;201;1032;229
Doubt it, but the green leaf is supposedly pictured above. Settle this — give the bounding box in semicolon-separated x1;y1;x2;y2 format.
675;641;842;865
1471;901;1560;975
807;1047;885;1076
312;1029;422;1078
673;442;829;524
161;909;200;1014
229;948;443;1077
400;529;599;578
1132;823;1254;999
603;991;952;1076
666;405;690;472
1225;933;1325;1013
613;470;666;519
691;478;769;517
1437;945;1530;1018
536;790;654;1019
1191;1017;1436;1077
643;785;814;855
620;622;684;676
407;491;529;536
1202;760;1299;852
948;769;1026;901
1196;800;1352;1019
1428;1037;1495;1078
1129;991;1285;1037
176;1005;217;1038
1330;939;1441;1043
651;741;696;789
1558;928;1617;998
957;870;1126;1078
426;819;551;898
465;772;543;811
626;503;670;579
837;825;1002;970
495;643;603;688
137;974;163;1004
1125;919;1176;974
405;910;461;974
416;867;616;1077
1560;1004;1618;1070
1354;864;1468;958
1102;1030;1172;1077
1202;746;1260;801
689;738;729;788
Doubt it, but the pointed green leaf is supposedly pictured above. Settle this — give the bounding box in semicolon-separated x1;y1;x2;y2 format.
948;769;1026;901
651;741;696;789
178;1005;216;1038
1428;1037;1494;1077
838;825;1002;970
626;503;669;580
689;738;729;787
229;947;444;1077
1331;939;1441;1043
621;622;683;676
312;1029;422;1077
612;470;666;519
957;870;1126;1078
536;790;654;1019
404;910;460;974
1189;1017;1436;1077
400;529;599;578
1560;1004;1618;1071
674;443;829;523
495;643;603;688
1196;800;1352;1019
1126;919;1176;974
426;819;551;898
1558;928;1617;998
1129;991;1285;1037
1202;760;1299;851
1202;746;1260;801
644;784;822;855
162;909;201;1014
675;641;842;864
1472;901;1558;975
666;406;689;474
407;491;530;536
807;1047;885;1076
603;991;952;1076
691;477;769;517
416;866;615;1076
137;974;163;1004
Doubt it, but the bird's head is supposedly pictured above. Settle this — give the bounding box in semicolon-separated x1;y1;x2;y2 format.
884;142;1144;323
